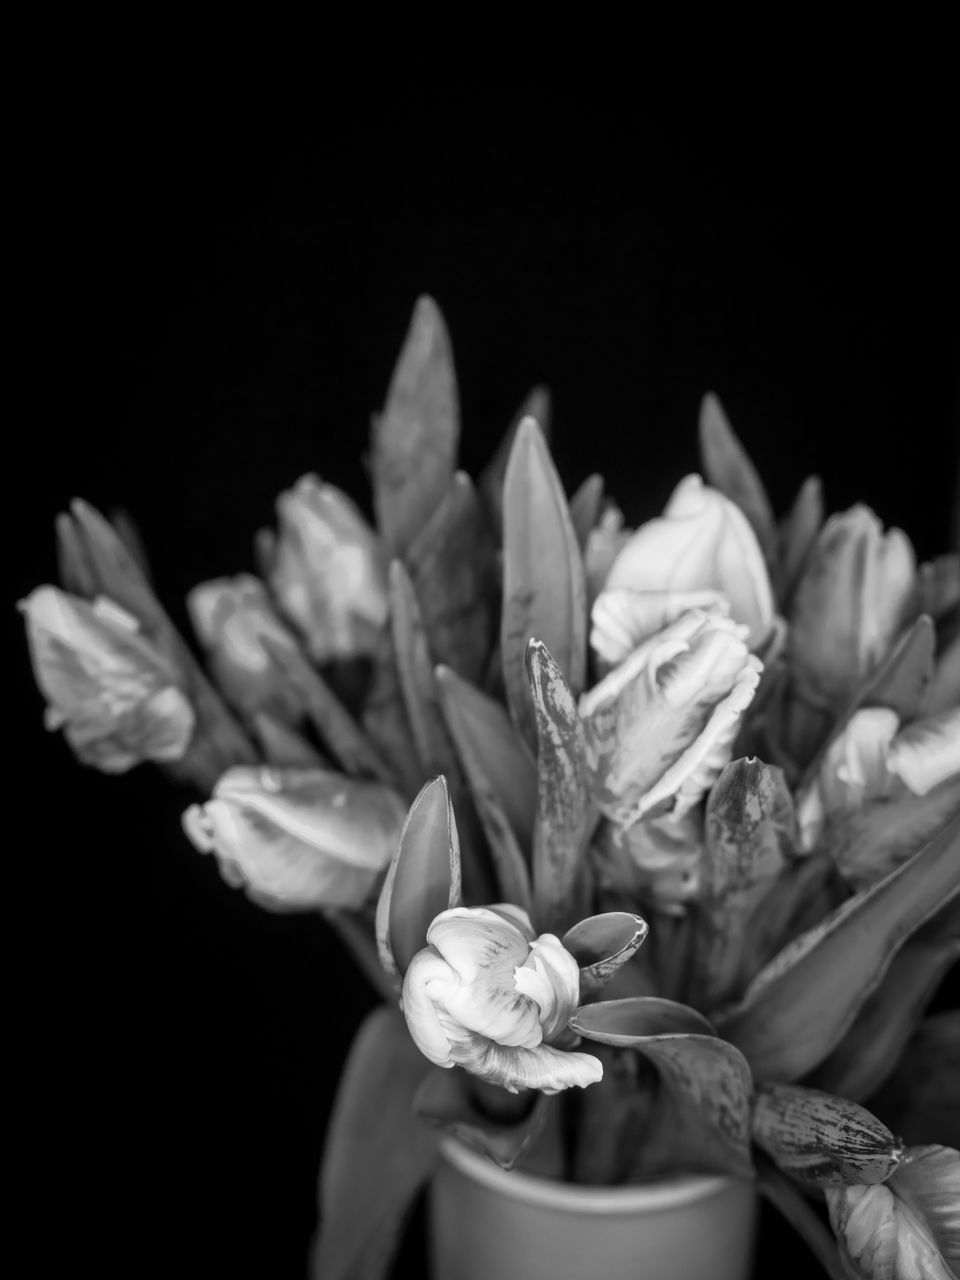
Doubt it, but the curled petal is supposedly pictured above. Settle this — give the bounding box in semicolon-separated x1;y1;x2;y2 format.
452;1037;603;1095
514;934;582;1041
888;709;960;797
590;588;729;672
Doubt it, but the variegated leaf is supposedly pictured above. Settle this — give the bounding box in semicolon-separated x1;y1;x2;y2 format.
375;776;462;983
715;814;960;1081
501;418;587;752
371;295;459;555
752;1083;903;1186
527;640;592;933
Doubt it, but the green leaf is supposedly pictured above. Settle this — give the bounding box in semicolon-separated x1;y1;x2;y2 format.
568;473;605;551
571;998;754;1179
561;912;649;1001
690;758;797;1010
463;783;533;917
371;295;459;556
526;640;592;933
413;1067;551;1171
360;626;426;798
404;472;497;685
752;1083;903;1186
63;498;171;635
776;475;824;607
806;926;960;1103
736;852;842;983
435;665;537;851
311;1006;439;1280
699;393;777;561
376;776;462;983
478;384;551;541
262;636;394;784
388;560;461;779
501;417;587;752
715;813;960;1081
251;712;329;767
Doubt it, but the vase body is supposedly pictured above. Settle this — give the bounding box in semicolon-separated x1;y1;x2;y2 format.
429;1139;758;1280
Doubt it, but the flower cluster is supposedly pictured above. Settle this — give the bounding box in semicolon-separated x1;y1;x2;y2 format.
21;300;960;1279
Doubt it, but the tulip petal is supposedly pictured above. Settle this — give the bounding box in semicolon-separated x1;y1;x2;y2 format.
568;473;605;551
561;912;649;1001
888;708;960;796
590;587;729;672
477;384;551;542
453;1037;603;1095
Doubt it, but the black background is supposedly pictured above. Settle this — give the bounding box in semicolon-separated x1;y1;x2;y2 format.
12;94;958;1279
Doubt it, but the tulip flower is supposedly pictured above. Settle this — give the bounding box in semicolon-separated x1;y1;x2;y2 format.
603;474;774;648
269;474;388;664
401;905;603;1093
591;587;730;674
580;609;763;826
826;1145;960;1279
789;505;916;710
187;574;303;724
20;586;195;772
182;765;407;910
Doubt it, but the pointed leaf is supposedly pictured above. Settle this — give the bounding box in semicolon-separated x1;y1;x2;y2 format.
571;996;715;1043
806;929;960;1102
699;393;777;560
66;498;170;634
371;295;459;555
405;472;496;685
376;776;462;982
252;713;329;767
478;384;551;540
527;640;592;933
715;813;960;1081
501;418;587;751
561;912;649;1000
776;475;824;607
55;510;99;597
311;1006;439;1280
464;783;533;917
110;508;154;583
568;473;605;551
752;1083;903;1186
360;627;425;797
737;852;841;982
572;999;753;1179
388;560;461;779
436;665;537;850
413;1067;550;1171
690;758;797;1009
262;636;393;784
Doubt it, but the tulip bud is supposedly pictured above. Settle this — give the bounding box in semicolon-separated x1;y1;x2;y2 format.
604;474;774;649
789;505;916;710
182;765;407;911
187;574;302;723
580;609;763;825
19;586;195;772
401;905;603;1093
268;474;388;664
583;504;631;603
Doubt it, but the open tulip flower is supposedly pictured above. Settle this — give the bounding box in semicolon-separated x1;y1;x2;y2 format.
20;299;960;1280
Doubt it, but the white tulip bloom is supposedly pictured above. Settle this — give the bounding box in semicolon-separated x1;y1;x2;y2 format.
580;609;763;825
269;474;388;664
20;586;194;772
603;475;774;649
402;906;603;1094
183;765;407;911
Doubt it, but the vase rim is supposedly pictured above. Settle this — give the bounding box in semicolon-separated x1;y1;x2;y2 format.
439;1138;744;1214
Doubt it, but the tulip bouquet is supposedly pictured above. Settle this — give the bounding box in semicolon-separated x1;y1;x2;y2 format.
20;298;960;1280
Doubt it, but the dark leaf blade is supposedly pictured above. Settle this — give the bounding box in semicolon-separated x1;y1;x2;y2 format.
371;295;459;555
699;393;777;561
806;929;960;1102
501;418;587;752
467;783;533;916
526;640;592;933
571;996;715;1044
561;912;649;1000
310;1006;439;1280
690;758;797;1010
435;664;538;850
376;776;462;982
715;813;960;1082
777;475;824;608
752;1083;903;1187
405;472;497;685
